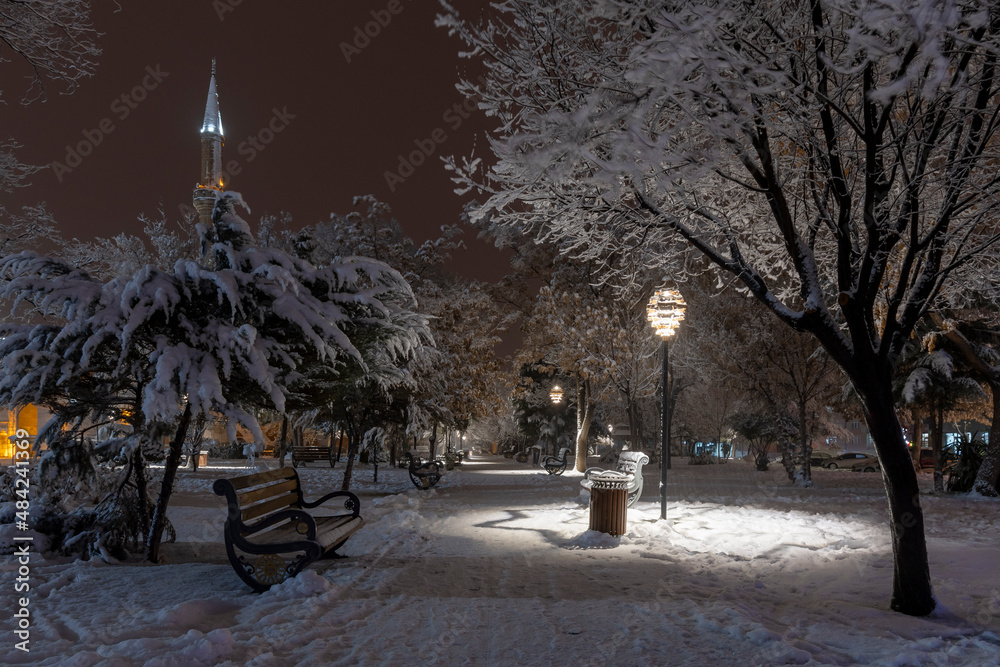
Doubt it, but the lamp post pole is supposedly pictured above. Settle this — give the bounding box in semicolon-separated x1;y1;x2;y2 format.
660;337;669;519
647;287;686;522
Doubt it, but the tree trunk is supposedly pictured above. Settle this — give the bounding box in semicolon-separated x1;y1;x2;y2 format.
779;438;796;482
130;404;150;538
132;444;150;539
932;402;945;494
856;382;935;616
910;407;923;466
665;354;683;469
428;422;438;460
277;416;289;468
188;414;206;472
575;374;592;472
341;428;360;492
388;428;397;468
797;398;812;486
974;383;1000;496
626;392;642;452
146;404;192;563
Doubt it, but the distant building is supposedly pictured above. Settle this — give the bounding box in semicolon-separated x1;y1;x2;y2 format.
0;404;51;461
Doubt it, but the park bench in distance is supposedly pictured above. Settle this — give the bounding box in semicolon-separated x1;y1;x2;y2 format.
291;444;336;468
542;447;573;475
580;450;650;508
213;467;364;592
405;452;443;489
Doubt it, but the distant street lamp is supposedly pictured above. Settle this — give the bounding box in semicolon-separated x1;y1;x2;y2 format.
647;287;687;521
547;384;564;456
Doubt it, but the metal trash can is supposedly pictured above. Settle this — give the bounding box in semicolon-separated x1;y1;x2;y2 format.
530;445;542;465
588;472;630;536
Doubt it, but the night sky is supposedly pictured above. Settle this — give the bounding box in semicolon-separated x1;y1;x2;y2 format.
2;1;504;281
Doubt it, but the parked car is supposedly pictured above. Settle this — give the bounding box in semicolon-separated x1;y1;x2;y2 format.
918;448;957;468
850;457;880;472
823;452;873;469
810;451;834;467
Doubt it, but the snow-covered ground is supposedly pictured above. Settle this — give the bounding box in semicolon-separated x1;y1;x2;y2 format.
4;455;999;666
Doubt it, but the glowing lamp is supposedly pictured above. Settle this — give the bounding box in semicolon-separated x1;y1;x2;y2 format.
646;288;687;338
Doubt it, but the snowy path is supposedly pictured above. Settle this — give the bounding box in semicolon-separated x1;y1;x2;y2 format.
3;456;999;665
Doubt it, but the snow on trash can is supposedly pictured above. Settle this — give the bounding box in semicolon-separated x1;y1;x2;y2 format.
587;471;630;536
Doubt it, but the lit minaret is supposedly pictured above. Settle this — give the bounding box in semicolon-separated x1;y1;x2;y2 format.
192;60;224;227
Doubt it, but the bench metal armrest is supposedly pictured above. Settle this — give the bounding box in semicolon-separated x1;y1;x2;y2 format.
301;490;362;517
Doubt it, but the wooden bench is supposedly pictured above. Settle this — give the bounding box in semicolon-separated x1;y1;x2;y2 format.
541;447;572;475
581;450;650;508
212;467;364;593
291;445;335;468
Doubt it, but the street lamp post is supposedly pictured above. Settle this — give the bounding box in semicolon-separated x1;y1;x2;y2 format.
646;288;687;521
549;385;563;457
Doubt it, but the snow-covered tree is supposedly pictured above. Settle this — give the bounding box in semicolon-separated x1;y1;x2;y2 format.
689;286;844;484
65;213;202;279
924;311;1000;495
0;0;100;275
291;196;510;458
438;0;1000;616
511;361;575;456
0;0;101;103
0;193;427;561
731;409;797;472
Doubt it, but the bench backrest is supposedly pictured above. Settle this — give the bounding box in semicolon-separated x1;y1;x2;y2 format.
617;451;650;476
213;467;304;531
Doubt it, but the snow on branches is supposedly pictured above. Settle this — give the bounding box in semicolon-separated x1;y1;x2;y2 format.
437;0;1000;616
0;192;427;448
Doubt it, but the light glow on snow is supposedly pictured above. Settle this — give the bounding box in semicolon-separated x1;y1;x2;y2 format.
4;457;998;665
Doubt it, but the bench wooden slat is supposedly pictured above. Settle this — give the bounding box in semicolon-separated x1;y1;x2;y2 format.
238;478;298;505
241;491;301;522
228;467;295;490
251;515;362;547
315;516;364;549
